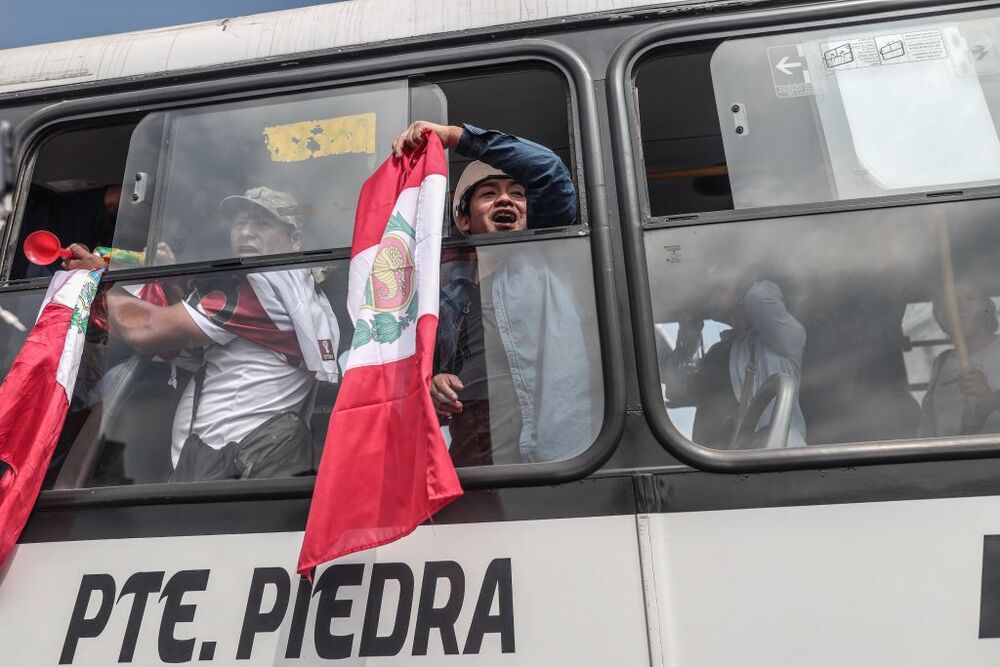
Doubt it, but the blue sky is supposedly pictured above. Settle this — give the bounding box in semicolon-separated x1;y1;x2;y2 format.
0;1;337;50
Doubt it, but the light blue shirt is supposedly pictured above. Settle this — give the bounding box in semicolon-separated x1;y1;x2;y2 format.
728;280;807;447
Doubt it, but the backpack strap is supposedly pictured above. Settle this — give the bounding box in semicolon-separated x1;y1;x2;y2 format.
187;364;207;438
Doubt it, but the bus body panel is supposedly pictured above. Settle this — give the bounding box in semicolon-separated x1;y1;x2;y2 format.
4;0;1000;664
647;496;1000;664
0;0;693;96
0;516;649;665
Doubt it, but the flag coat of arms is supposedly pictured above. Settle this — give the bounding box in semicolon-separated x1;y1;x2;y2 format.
0;269;101;567
298;131;462;575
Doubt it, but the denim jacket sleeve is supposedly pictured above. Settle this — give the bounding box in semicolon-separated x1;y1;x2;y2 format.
433;261;478;375
456;124;577;228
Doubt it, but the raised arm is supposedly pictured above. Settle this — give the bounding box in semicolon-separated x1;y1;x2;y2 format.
105;288;212;355
393;121;577;228
455;125;576;228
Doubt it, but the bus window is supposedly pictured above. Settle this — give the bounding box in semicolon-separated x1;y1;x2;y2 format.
111;81;408;268
637;8;1000;216
9;124;135;280
49;234;601;488
413;66;593;466
36;62;601;487
49;259;350;488
647;197;1000;449
433;237;601;466
632;6;1000;454
107;66;575;267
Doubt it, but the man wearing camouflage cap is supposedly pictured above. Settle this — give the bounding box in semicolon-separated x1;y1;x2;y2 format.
220;186;304;257
67;186;340;482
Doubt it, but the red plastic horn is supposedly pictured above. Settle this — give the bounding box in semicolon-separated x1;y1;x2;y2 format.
23;230;73;265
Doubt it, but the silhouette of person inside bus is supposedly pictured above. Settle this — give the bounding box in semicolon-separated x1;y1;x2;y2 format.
13;184;121;280
393;120;598;465
66;187;340;482
664;278;807;448
919;282;1000;437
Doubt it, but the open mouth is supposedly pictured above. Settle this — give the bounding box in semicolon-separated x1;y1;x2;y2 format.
238;244;261;255
491;209;518;225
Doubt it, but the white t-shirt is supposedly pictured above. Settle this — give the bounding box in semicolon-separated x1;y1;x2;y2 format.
168;271;336;466
170;332;314;466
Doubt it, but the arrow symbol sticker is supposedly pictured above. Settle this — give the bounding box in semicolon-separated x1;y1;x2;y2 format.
768;44;819;97
775;56;803;75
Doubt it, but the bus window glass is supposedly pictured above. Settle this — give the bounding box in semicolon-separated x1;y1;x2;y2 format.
111;81;408;267
638;8;1000;216
649;197;1000;449
435;237;602;466
712;11;1000;209
50;236;601;488
0;289;47;378
48;259;349;488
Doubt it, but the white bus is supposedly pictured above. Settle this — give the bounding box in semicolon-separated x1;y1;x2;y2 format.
2;0;1000;664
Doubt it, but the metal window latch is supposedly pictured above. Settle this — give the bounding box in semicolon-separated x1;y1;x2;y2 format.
730;103;749;136
131;171;148;204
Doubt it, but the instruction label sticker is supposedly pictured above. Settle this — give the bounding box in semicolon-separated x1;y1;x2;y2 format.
821;29;947;72
768;43;820;98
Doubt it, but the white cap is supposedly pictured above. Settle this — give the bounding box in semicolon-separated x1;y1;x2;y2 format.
451;161;510;224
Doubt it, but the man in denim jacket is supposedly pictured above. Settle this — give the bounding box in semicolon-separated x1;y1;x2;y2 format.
394;121;598;466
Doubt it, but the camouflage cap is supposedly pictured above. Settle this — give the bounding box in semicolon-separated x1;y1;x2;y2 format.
220;186;303;232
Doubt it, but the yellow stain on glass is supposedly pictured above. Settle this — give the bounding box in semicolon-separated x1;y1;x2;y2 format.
263;112;376;162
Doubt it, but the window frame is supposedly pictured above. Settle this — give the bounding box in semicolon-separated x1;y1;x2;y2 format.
1;38;626;508
608;0;1000;472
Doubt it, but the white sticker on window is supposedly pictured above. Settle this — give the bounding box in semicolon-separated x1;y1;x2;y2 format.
820;29;948;72
816;24;1000;197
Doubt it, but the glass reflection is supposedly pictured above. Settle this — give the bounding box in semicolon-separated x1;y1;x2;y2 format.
660;279;805;449
435;238;603;465
0;289;46;381
49;236;603;488
111;81;409;267
649;198;1000;448
710;9;1000;209
49;260;351;488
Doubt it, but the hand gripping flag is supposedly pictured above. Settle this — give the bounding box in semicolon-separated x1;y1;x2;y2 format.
0;269;102;568
298;131;462;575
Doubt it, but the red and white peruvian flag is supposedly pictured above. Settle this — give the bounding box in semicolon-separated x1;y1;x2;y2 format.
0;269;102;567
298;131;462;575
